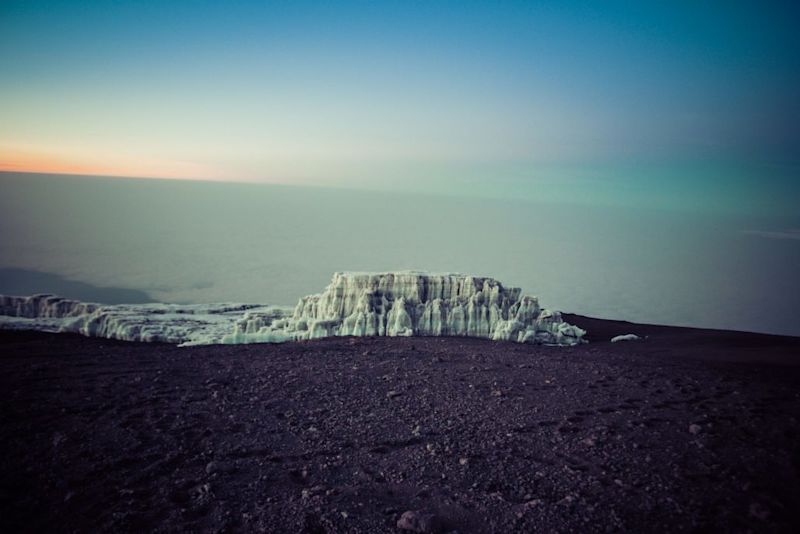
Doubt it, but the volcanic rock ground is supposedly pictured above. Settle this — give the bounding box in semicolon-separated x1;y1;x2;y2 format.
1;316;799;533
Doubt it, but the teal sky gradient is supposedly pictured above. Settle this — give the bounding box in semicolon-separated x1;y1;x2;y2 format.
1;1;798;215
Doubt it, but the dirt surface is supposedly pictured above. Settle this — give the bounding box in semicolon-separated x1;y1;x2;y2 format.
1;317;799;533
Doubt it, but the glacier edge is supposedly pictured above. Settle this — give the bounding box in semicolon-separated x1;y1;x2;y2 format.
0;271;586;346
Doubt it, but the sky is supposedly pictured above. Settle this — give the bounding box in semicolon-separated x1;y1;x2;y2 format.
1;0;798;215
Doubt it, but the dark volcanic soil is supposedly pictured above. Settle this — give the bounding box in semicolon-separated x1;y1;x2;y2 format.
1;318;799;533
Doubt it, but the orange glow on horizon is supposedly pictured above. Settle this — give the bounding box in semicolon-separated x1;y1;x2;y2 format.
0;146;226;182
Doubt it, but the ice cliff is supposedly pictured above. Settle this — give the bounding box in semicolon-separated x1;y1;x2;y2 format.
227;272;584;345
0;272;585;346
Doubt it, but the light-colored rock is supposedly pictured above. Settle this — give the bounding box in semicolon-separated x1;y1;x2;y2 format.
611;333;641;343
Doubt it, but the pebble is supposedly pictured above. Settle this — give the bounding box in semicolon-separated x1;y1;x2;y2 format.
749;502;770;520
397;510;441;533
524;498;544;508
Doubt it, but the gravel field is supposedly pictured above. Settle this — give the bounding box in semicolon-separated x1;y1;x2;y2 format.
1;317;799;533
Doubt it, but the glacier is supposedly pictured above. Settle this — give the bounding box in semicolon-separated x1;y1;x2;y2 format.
0;294;288;346
0;272;585;346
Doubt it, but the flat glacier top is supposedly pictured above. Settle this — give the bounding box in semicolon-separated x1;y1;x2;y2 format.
337;271;472;277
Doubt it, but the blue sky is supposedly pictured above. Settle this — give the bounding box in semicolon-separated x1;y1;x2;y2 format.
1;0;798;215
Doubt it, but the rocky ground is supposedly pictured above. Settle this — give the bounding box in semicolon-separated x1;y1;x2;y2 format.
1;316;799;533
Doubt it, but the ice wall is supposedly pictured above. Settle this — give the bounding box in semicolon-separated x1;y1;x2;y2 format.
227;272;585;345
0;272;585;346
